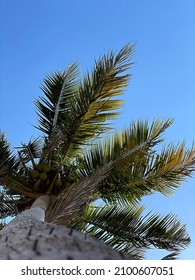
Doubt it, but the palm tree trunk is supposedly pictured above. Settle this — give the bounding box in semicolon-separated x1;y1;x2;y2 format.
0;195;133;260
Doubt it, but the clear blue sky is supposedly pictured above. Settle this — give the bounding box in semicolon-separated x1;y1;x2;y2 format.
0;0;194;260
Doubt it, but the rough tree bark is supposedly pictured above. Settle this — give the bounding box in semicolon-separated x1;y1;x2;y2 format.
0;196;133;260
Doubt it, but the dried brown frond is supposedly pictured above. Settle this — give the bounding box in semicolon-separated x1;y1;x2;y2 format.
46;162;113;225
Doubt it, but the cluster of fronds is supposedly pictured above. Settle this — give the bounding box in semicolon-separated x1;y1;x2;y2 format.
0;44;195;259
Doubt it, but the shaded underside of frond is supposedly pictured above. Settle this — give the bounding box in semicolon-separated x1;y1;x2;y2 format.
0;132;17;185
16;137;43;170
0;221;5;231
73;204;190;259
0;188;30;219
161;252;179;260
0;201;17;219
35;62;80;136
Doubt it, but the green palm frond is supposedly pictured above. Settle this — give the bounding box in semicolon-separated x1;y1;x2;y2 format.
0;189;28;219
3;176;38;199
16;138;43;169
0;134;37;198
63;44;134;158
161;252;179;260
0;221;6;231
34;44;134;160
0;193;17;219
0;136;43;199
0;204;16;219
0;132;17;184
73;204;190;259
35;62;80;136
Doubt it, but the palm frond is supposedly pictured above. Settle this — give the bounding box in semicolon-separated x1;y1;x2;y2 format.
0;132;17;184
76;119;187;201
35;62;80;136
73;204;190;258
161;252;179;260
34;44;134;161
0;220;6;231
78;123;195;201
2;177;38;199
117;142;195;198
0;187;34;219
16;137;43;168
0;199;17;219
41;127;64;159
46;162;113;225
59;44;134;158
77;118;172;177
0;189;19;219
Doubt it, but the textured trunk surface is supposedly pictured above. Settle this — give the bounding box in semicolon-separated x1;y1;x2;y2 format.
0;197;133;260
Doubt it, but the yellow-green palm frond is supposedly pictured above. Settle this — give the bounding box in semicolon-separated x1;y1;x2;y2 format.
77;118;172;176
76;119;195;202
103;142;195;201
118;142;195;197
60;44;134;158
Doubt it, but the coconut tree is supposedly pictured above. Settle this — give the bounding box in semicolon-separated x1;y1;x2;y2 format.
0;44;195;259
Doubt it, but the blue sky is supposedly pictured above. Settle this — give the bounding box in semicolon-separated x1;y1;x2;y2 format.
0;0;195;259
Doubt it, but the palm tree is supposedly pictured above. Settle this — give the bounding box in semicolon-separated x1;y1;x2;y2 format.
0;44;195;259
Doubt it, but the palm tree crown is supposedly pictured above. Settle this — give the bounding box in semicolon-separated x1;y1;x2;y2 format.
1;44;195;259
